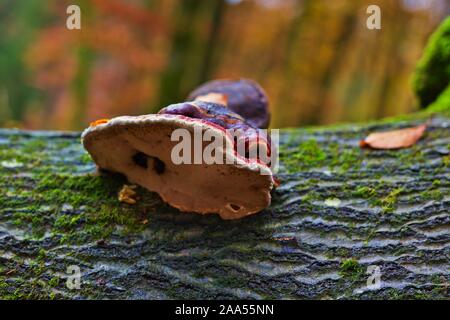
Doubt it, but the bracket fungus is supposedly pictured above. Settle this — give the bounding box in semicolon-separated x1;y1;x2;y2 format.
82;81;275;220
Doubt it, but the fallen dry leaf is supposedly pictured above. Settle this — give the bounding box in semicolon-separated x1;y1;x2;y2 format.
360;123;427;149
118;184;138;204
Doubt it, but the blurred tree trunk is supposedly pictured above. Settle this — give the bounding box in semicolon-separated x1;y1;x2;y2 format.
198;0;226;83
275;0;313;127
313;9;357;124
157;0;225;110
71;0;94;129
72;46;94;128
376;2;409;118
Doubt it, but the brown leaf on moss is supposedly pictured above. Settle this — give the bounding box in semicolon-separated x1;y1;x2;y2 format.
360;124;427;149
118;184;138;204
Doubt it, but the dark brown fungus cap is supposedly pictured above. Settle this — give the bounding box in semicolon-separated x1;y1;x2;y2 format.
187;79;270;129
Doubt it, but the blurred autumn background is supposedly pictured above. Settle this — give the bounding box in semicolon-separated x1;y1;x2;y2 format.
0;0;448;130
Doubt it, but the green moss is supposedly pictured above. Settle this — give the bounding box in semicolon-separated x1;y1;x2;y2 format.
54;214;82;231
8;135;22;143
280;139;362;173
0;167;150;242
48;277;60;288
339;258;364;280
11;209;46;238
393;246;410;256
412;16;450;108
428;83;450;112
0;148;38;163
0;273;61;300
79;152;93;164
0;277;7;290
413;291;434;300
376;187;403;214
432;179;441;187
381;188;403;213
85;204;146;238
443;155;450;167
34;173;125;206
420;189;444;201
55;140;72;149
335;248;350;257
302;190;320;203
283;139;326;171
22;139;47;153
349;183;408;214
36;249;47;262
328;144;362;171
352;186;377;199
340;258;359;270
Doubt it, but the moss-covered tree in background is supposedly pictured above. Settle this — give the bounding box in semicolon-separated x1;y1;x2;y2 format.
412;16;450;110
427;83;450;112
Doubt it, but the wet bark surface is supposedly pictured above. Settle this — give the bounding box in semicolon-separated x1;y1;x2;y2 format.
0;113;449;299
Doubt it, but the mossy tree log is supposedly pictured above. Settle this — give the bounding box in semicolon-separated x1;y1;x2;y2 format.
0;112;449;299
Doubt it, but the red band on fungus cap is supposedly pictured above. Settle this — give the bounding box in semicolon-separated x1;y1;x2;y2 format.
159;101;272;164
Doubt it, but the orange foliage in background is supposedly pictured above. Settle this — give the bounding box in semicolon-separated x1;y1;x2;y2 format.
24;0;168;130
1;0;447;130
